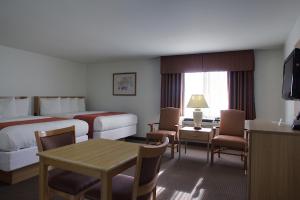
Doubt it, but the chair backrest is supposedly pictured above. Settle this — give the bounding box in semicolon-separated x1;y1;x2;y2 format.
132;137;169;200
35;126;76;152
159;107;180;131
219;109;245;137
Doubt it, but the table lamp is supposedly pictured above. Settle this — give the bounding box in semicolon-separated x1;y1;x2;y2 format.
187;94;208;129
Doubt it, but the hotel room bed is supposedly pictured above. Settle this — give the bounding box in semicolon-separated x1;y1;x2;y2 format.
34;97;138;139
0;97;89;184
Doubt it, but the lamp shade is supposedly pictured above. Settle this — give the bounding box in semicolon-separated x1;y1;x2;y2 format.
187;94;208;108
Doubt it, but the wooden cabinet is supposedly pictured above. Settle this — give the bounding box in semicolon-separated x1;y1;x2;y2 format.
247;120;300;200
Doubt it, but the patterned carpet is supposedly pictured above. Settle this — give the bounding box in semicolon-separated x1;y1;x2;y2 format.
0;144;247;200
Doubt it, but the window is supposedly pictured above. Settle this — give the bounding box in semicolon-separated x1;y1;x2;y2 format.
184;72;228;119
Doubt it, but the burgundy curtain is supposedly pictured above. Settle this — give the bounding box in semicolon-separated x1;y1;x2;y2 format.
227;71;256;120
161;74;184;114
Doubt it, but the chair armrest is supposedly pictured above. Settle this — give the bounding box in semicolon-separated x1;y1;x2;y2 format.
174;124;181;132
148;123;160;132
212;126;219;138
147;123;159;126
174;124;180;129
174;124;181;140
244;129;249;140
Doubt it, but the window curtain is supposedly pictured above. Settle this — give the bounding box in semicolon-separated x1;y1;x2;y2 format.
161;73;184;114
227;71;256;120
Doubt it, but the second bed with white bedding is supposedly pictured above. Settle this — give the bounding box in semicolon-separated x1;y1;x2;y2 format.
37;97;138;139
49;111;137;132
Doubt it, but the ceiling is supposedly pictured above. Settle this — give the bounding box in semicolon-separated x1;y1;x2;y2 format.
0;0;300;63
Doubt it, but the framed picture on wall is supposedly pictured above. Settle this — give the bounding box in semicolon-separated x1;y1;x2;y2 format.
113;72;136;96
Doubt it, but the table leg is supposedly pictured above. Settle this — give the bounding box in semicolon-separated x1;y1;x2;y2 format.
185;141;187;154
101;173;112;200
39;158;48;200
178;140;181;159
207;134;210;163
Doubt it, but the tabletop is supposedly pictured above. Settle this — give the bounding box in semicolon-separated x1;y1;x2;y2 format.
38;139;141;172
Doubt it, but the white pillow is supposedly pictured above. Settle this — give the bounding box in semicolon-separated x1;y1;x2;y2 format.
61;98;72;113
0;98;17;118
40;98;61;115
78;98;86;112
15;98;30;116
69;98;79;112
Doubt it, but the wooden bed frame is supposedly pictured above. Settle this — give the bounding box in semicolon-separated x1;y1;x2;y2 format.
0;164;39;184
34;96;85;116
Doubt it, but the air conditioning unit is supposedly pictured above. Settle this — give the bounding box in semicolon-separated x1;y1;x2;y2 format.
182;118;219;128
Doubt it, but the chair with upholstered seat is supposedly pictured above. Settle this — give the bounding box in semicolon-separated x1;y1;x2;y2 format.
85;137;169;200
146;107;180;158
210;109;248;171
35;126;99;200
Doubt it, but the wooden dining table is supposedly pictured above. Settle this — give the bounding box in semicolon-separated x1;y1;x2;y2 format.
37;139;140;200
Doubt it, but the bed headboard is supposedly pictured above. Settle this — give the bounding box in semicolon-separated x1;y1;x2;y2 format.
34;96;86;116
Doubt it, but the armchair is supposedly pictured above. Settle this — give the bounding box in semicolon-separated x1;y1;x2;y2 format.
210;109;248;171
146;107;180;158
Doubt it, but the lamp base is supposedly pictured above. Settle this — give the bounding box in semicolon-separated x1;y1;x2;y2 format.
193;109;203;129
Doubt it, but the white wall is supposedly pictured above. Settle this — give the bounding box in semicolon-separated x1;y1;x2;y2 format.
87;59;161;137
254;49;285;121
0;45;87;96
285;16;300;57
284;16;300;123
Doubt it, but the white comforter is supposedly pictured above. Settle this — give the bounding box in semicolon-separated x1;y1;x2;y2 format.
0;116;88;152
48;111;138;132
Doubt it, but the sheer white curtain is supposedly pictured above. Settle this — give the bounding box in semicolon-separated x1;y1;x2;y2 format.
184;72;228;119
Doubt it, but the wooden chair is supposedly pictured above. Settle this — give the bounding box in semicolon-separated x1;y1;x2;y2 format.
210;109;248;171
85;137;169;200
35;126;99;200
146;107;180;158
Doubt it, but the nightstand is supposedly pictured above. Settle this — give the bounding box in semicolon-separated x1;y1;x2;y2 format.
179;126;212;162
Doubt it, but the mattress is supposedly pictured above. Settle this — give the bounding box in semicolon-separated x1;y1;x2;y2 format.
0;135;88;172
0;116;89;151
93;125;137;140
48;111;138;132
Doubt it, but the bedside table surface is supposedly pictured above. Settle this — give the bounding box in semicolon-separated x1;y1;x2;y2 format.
180;126;212;133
